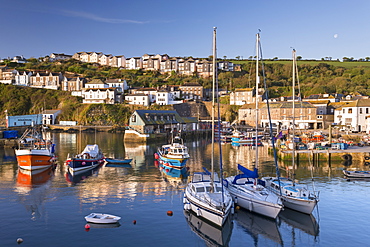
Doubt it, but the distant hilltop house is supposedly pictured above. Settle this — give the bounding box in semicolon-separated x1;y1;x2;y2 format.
67;52;239;77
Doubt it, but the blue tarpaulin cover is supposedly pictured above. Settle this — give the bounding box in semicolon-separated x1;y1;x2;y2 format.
3;130;18;139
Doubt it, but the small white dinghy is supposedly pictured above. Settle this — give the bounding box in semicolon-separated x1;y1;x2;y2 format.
85;213;121;224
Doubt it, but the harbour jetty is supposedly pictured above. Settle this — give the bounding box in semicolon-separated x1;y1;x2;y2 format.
276;145;370;164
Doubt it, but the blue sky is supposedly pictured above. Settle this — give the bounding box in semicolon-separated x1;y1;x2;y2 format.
1;0;369;61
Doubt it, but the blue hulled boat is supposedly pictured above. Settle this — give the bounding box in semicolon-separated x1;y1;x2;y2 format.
155;136;189;169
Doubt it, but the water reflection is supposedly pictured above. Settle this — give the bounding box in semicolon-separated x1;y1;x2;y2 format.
15;166;55;220
65;165;102;185
184;210;233;247
17;166;55;189
234;208;282;245
88;222;121;229
279;208;320;237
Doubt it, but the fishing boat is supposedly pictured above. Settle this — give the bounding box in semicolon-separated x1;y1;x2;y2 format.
105;158;132;164
183;27;234;227
155;135;189;169
343;169;370;178
224;33;282;219
15;126;56;170
85;213;121;224
261;49;319;215
65;144;105;175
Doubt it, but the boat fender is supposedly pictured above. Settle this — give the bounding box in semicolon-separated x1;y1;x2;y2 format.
154;153;159;159
196;208;201;217
365;162;370;166
365;156;370;160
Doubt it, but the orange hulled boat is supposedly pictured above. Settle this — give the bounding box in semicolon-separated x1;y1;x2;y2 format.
15;127;56;170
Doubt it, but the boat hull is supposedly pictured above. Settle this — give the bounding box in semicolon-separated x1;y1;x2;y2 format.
343;170;370;178
15;149;55;170
85;213;121;224
105;158;132;164
225;184;282;219
184;186;233;227
261;177;318;215
66;159;104;175
280;196;317;214
157;154;188;168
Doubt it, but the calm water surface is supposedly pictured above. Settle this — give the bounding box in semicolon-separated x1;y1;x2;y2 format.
0;132;369;246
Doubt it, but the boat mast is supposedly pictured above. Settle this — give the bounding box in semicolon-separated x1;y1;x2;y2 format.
211;27;217;186
255;33;260;175
292;49;297;184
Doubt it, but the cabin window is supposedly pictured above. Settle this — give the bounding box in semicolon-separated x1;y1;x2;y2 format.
206;186;212;192
196;187;205;193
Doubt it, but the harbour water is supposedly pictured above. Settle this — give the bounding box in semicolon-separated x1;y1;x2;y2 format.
0;132;369;246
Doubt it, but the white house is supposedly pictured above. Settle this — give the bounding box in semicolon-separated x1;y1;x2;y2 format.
125;93;150;106
334;99;370;133
105;79;128;92
156;89;182;105
85;79;107;89
131;88;157;103
127;57;142;70
82;88;118;104
42;110;61;125
14;71;32;86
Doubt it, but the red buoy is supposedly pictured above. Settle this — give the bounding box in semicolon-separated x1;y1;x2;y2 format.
133;220;137;225
154;153;159;159
167;211;173;216
85;224;90;231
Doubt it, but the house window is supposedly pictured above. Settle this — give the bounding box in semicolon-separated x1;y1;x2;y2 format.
348;108;352;114
131;115;136;122
343;109;345;114
367;108;369;114
360;108;363;114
